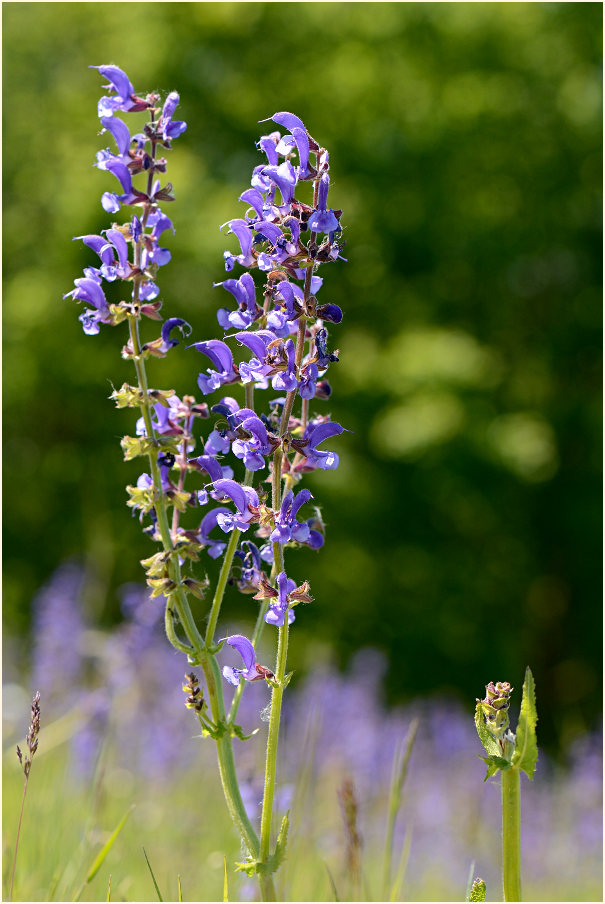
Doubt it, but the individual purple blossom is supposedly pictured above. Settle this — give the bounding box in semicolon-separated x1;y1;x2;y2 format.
270;489;313;545
212;478;259;533
294;420;347;471
308;173;340;234
99;115;132;159
192;340;239;395
158;92;187;142
266;572;296;627
64;276;111;335
261;160;298;208
221;634;259;686
91;64;146;118
235;330;278;386
157;318;192;354
233;541;264;593
232;414;278;471
222;219;256;272
271;338;298;392
194;508;229;559
99;158;137;213
298;361;319;399
216;271;259;327
254;571;312;627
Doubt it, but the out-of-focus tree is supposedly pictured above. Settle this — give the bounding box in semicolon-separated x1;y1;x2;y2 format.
3;3;601;752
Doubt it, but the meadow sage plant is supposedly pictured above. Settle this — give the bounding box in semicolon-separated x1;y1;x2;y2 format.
64;66;346;900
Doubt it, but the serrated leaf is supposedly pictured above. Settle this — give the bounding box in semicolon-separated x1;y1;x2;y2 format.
271;811;290;871
475;700;501;757
479;753;510;781
512;666;538;779
483;761;502;782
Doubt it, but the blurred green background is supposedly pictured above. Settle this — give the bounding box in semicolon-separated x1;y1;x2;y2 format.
3;2;602;755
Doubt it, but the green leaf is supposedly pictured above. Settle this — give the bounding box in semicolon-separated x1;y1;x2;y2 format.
389;826;412;901
178;874;183;903
230;722;259;742
142;847;164;902
479;754;511;782
475;700;501;757
324;861;340;902
234;858;257;878
84;804;135;885
464;861;476;902
270;811;290;872
512;666;538;779
223;856;228;902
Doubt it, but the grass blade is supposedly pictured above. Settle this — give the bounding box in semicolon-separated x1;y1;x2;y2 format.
223;856;228;902
86;806;135;884
106;874;111;902
324;861;340;902
142;847;164;902
465;860;476;901
382;720;418;899
178;874;183;902
389;826;412;902
72;805;134;901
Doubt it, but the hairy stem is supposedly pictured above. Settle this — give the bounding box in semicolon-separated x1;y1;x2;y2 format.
502;767;522;902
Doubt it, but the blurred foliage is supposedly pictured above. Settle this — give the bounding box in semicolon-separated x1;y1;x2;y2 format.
3;3;602;753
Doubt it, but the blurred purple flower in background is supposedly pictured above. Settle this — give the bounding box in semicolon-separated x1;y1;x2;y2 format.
5;562;601;899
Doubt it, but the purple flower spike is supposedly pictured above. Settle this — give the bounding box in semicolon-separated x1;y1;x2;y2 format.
308;173;340;235
221;634;257;686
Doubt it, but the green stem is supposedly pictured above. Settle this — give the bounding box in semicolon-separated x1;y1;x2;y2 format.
502;767;522;902
200;653;260;857
258;621;288;901
228;597;268;723
205;527;242;646
204;465;253;647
